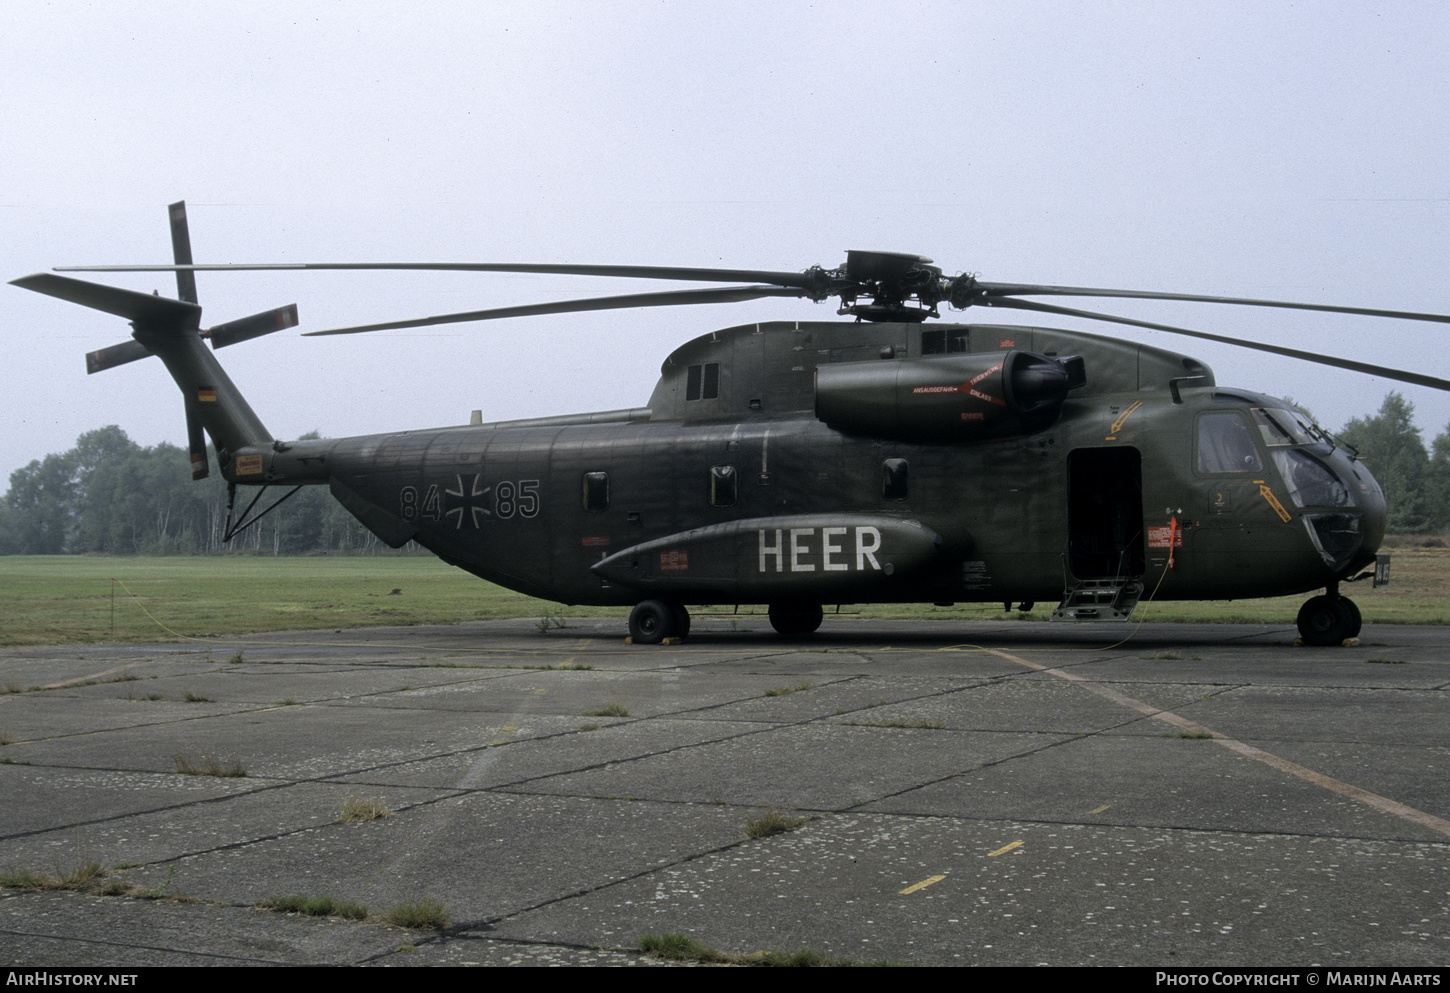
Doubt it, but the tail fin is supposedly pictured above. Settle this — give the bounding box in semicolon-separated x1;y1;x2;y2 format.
11;202;297;477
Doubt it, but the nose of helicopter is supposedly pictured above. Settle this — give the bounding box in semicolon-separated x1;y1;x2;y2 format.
1304;449;1386;578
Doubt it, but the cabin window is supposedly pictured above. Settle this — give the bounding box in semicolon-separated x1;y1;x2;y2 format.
1197;412;1263;473
710;465;737;507
686;362;720;401
882;458;909;500
581;471;609;511
921;329;968;355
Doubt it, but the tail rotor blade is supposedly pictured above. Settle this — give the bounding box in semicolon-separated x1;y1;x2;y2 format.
185;400;210;480
168;201;199;305
207;304;300;348
85;339;153;374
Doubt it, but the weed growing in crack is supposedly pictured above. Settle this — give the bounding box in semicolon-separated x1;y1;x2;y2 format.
173;752;246;777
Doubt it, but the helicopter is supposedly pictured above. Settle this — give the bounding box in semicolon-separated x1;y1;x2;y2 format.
13;203;1450;647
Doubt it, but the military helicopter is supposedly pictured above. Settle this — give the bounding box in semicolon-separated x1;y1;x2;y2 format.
13;203;1450;646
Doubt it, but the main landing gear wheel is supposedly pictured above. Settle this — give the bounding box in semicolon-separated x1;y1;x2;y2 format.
628;600;690;644
768;601;824;638
1296;594;1361;646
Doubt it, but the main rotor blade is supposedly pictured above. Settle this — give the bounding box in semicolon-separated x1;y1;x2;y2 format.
975;282;1450;325
60;261;822;288
305;284;811;336
12;273;200;328
984;297;1450;392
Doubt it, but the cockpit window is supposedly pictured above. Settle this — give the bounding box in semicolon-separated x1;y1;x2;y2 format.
1251;407;1315;447
1272;449;1353;508
1197;411;1263;473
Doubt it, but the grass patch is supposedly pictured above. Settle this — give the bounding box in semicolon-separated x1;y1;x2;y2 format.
339;798;393;823
583;702;629;718
744;811;809;839
2;548;1447;649
0;860;195;902
173;752;246;777
381;897;449;930
259;894;368;920
0;868;42;889
133;863;181;900
640;932;733;963
0;861;105;892
535;610;568;633
0;557;627;647
764;682;811;697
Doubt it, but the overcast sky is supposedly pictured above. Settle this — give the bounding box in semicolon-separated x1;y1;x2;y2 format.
3;1;1448;483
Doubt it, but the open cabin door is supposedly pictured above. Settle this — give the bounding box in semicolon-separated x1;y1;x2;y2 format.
1056;447;1146;620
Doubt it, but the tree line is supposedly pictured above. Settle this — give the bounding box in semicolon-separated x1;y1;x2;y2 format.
1337;393;1450;534
2;393;1448;555
0;425;391;555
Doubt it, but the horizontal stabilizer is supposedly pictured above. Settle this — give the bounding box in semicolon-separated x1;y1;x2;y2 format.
11;273;200;330
86;339;153;374
208;304;299;349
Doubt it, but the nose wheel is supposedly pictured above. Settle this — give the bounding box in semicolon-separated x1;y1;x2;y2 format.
627;599;690;645
1296;594;1361;646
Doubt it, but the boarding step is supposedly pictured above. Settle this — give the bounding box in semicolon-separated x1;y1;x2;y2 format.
1052;577;1144;622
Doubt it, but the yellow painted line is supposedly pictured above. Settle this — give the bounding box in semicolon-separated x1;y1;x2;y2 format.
899;874;946;894
984;647;1450;839
1088;805;1110;814
988;840;1024;857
